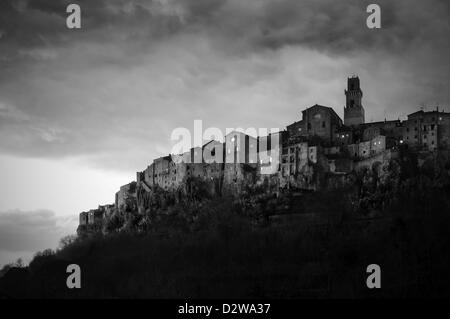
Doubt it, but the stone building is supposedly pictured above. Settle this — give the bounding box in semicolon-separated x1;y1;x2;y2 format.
115;182;137;212
334;126;357;147
347;135;386;159
224;131;258;164
402;109;450;151
344;76;365;126
88;209;104;225
287;104;343;143
280;142;317;171
79;205;113;227
222;131;259;193
257;131;283;176
98;204;115;218
79;211;88;226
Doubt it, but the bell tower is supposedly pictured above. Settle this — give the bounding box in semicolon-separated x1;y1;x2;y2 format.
344;76;365;126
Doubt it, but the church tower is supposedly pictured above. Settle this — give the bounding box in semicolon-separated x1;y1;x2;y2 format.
344;76;365;126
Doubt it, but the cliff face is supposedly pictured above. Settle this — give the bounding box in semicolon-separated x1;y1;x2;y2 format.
76;127;450;240
76;151;415;239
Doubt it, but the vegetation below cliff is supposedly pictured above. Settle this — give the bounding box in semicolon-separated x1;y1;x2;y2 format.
1;150;450;298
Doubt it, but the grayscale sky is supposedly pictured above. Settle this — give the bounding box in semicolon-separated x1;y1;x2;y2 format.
0;0;449;267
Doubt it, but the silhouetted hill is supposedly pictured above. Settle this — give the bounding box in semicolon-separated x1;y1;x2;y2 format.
1;152;450;298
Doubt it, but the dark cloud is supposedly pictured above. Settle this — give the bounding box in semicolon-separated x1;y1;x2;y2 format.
2;0;448;56
0;209;77;267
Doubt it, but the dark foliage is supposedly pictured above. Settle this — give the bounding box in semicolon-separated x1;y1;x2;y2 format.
1;154;450;298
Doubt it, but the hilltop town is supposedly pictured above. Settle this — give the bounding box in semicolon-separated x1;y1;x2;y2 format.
78;76;450;232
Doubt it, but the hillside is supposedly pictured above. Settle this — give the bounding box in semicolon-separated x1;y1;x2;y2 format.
1;151;450;298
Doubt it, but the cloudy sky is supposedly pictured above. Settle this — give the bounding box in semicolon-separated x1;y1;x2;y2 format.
0;0;449;267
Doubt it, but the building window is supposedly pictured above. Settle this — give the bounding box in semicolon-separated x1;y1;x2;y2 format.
322;121;325;128
308;123;311;130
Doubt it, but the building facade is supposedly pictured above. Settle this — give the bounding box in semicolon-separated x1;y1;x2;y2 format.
344;76;365;126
